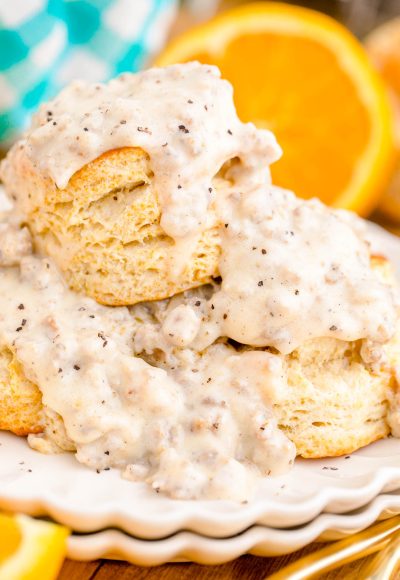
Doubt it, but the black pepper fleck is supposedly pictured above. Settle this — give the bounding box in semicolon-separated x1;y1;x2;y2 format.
258;281;264;287
98;331;108;348
18;304;24;310
73;364;81;371
329;325;337;331
178;124;189;134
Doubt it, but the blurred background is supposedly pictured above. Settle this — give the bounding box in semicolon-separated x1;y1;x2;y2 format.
177;0;400;36
1;0;400;226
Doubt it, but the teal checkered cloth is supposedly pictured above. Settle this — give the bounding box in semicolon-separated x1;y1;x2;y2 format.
0;0;177;142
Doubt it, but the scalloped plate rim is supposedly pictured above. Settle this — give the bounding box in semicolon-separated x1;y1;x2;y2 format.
65;491;400;563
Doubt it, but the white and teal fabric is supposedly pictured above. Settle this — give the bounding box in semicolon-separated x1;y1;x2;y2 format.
0;0;177;141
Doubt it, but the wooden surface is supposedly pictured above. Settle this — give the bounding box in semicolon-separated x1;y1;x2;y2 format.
59;542;379;579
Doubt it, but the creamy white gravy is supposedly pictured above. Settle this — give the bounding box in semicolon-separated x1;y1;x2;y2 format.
0;220;295;500
13;62;280;240
192;186;397;355
130;173;396;357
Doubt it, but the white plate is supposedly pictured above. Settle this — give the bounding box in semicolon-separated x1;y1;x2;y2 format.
2;432;400;538
1;222;400;541
65;492;400;564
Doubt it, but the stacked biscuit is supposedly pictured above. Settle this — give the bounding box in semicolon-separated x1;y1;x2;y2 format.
0;62;400;465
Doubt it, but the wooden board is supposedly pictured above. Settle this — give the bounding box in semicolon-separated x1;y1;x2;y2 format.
59;543;378;579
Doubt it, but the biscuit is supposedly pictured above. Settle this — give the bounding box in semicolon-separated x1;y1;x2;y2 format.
0;345;43;436
1;147;221;306
276;336;394;458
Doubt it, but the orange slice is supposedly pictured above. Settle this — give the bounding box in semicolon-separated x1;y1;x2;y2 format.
0;512;69;580
156;2;395;216
366;17;400;222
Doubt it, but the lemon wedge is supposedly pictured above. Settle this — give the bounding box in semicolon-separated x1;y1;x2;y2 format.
0;512;69;580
